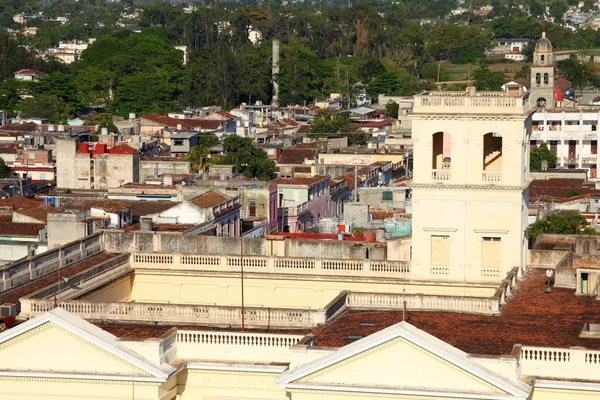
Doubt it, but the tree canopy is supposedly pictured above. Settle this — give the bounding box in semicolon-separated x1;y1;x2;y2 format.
530;142;558;170
530;212;597;239
220;135;275;181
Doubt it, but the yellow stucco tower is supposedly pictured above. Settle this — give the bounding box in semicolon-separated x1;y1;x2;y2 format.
409;88;534;282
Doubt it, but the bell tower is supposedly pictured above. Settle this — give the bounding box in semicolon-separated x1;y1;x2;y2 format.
530;25;555;109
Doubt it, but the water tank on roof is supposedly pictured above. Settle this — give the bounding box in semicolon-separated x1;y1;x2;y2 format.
58;125;64;132
163;175;173;186
101;127;108;135
79;143;89;153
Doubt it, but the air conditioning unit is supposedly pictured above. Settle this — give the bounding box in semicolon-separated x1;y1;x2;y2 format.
0;303;17;317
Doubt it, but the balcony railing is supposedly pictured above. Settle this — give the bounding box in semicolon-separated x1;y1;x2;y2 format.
176;330;305;363
431;169;451;181
520;346;600;381
131;252;412;280
482;171;502;182
19;299;325;329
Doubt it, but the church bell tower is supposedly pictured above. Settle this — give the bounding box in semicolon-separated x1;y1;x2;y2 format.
530;26;555;109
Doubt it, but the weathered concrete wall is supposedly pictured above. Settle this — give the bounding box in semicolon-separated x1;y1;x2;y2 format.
528;249;572;268
94;153;138;189
140;160;190;183
47;212;87;249
102;231;398;260
102;231;267;256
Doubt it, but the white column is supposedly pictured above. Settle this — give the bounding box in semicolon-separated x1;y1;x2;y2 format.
578;139;583;169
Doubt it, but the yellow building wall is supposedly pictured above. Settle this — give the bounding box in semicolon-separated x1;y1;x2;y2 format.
532;388;600;400
0;379;166;400
83;274;133;302
130;273;496;307
179;369;286;400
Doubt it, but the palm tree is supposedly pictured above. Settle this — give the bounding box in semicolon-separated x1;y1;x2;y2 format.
184;145;209;173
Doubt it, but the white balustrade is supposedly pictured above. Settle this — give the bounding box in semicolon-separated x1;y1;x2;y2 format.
482;171;502;183
175;330;305;362
431;170;451;181
130;252;412;279
346;292;498;315
19;298;323;328
520;346;600;381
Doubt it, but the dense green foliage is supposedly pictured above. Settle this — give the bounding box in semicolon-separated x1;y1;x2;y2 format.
530;212;597;239
0;157;11;179
473;66;506;91
220;136;275;181
530;143;558;170
5;0;600;121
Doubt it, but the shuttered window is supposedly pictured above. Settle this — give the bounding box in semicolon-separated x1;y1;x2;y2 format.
482;237;501;268
431;236;450;266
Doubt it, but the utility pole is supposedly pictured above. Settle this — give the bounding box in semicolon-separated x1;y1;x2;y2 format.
354;164;358;202
240;219;245;332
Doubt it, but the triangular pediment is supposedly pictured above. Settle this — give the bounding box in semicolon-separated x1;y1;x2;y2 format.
277;322;530;399
0;308;172;380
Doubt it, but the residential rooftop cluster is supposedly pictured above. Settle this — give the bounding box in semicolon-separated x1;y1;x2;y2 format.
3;24;600;400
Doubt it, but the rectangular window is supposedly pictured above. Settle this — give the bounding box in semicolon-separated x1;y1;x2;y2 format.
382;191;393;201
431;235;450;266
482;237;501;268
174;139;184;146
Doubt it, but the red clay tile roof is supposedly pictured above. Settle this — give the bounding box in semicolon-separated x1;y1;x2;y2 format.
529;179;600;202
14;69;46;76
311;268;600;354
58;199;176;217
13;205;54;223
141;114;188;128
0;222;44;237
0;143;18;153
0;196;44;211
95;322;310;339
189;190;230;209
217;111;237;120
274;175;329;186
337;173;363;190
108;143;138;155
297;125;310;134
0;252;118;305
0;123;38;132
278;145;318;165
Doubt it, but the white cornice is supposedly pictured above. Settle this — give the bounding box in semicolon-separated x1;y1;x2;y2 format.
423;227;458;232
186;361;287;374
534;379;600;392
0;370;164;383
286;383;527;400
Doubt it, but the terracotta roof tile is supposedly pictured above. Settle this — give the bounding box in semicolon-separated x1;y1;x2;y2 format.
13;205;54;223
0;196;44;211
189;190;230;209
0;222;44;237
311;269;600;354
0;252;118;305
278;145;318;165
95;322;310;339
58;199;176;217
108;143;138;155
274;175;329;186
529;179;600;202
141;114;188;128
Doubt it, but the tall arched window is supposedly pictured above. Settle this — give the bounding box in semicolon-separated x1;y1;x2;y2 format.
544;73;549;84
432;132;451;170
536;73;541;85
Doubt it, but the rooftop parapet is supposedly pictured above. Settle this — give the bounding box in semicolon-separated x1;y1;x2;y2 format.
412;88;532;116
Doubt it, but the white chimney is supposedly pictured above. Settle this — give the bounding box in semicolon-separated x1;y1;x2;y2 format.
176;123;182;131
